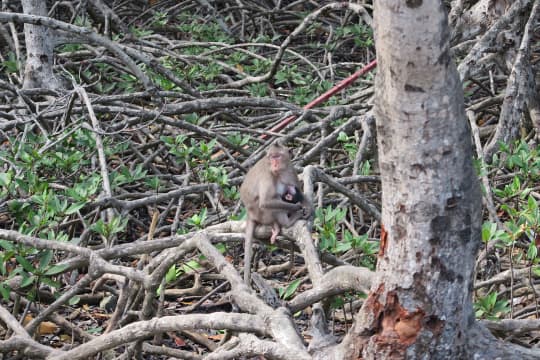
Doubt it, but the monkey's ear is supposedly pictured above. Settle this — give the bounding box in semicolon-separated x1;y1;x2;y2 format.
275;138;286;147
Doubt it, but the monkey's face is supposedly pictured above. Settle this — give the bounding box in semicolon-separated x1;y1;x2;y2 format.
267;143;291;175
269;153;284;174
282;186;303;203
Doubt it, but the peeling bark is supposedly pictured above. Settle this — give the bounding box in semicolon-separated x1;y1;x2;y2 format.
341;1;482;358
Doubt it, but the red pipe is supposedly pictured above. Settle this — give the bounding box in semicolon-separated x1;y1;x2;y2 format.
262;59;377;139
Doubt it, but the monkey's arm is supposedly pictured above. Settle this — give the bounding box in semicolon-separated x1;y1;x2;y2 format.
259;198;303;212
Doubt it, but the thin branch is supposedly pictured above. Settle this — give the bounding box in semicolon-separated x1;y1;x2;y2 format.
0;11;155;92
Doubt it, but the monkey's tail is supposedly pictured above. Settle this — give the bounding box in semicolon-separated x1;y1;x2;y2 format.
243;220;255;285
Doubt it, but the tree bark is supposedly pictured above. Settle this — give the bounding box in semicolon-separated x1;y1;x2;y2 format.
340;1;483;358
21;0;63;90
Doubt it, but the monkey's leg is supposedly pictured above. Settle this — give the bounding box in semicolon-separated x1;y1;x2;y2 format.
270;222;281;244
274;209;305;228
243;219;256;285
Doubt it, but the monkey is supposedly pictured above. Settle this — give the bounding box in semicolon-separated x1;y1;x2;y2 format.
240;141;312;284
275;157;306;204
276;175;308;236
281;184;303;204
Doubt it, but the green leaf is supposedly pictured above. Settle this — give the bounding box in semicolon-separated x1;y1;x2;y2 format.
512;176;521;191
145;177;161;190
481;222;496;243
0;283;10;300
481;225;490;243
0;240;15;251
331;296;345;309
215;243;227;254
360;161;372;175
0;256;5;276
528;196;538;213
65;202;86;215
166;265;177;283
44;264;69;276
38;250;53;270
527;242;538;260
40;277;60;289
20;275;36;288
15;255;36;273
334;241;352;253
493;188;504;197
87;326;103;335
337;132;349;142
69;295;81;305
282;279;301;300
486;292;497;308
180;260;201;273
0;172;12;187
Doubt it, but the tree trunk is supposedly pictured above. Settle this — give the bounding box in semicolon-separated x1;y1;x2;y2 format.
340;1;483;358
21;0;62;90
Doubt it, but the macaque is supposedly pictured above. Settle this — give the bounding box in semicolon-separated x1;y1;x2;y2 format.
276;159;306;205
281;184;303;204
240;141;312;284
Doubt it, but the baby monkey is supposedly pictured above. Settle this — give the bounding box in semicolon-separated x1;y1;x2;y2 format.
240;141;312;284
281;184;303;204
